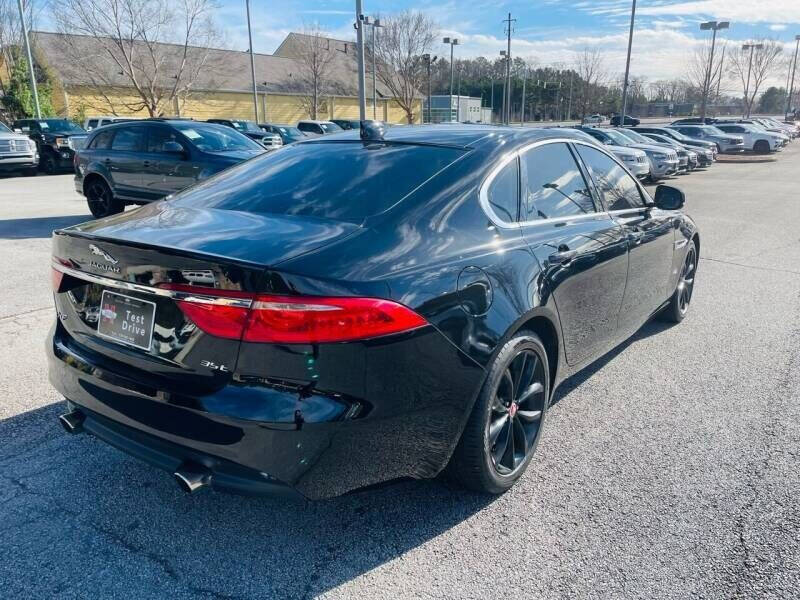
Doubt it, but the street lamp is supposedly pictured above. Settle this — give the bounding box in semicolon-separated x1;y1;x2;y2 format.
786;35;800;118
742;42;764;117
443;37;459;122
422;54;437;123
699;20;730;121
363;17;384;120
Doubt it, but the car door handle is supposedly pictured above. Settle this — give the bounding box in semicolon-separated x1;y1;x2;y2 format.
143;160;151;168
627;230;645;245
548;247;578;265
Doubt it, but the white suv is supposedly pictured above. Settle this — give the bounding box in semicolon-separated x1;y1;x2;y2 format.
714;123;787;154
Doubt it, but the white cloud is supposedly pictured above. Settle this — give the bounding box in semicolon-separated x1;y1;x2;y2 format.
583;0;800;24
770;24;788;31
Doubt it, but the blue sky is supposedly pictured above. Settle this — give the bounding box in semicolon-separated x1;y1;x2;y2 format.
209;0;800;83
41;1;800;82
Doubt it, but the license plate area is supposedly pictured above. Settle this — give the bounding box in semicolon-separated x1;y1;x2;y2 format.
97;290;156;351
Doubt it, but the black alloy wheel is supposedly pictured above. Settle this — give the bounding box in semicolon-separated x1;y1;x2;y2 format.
488;349;547;476
661;240;696;323
86;179;123;219
448;332;549;494
754;140;770;154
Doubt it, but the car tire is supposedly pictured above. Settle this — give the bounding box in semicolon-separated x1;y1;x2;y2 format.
447;331;549;494
754;140;770;154
85;178;123;219
41;153;57;175
660;240;697;323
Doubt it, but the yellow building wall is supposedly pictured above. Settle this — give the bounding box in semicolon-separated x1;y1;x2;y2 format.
62;85;422;125
65;86;152;118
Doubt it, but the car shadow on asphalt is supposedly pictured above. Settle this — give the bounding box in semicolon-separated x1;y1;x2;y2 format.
0;215;91;239
0;402;497;598
551;318;674;406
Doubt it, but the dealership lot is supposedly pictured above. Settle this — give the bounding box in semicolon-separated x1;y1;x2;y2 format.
1;149;799;599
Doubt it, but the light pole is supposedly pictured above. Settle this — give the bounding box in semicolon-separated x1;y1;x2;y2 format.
502;13;515;125
355;1;367;120
363;17;384;120
246;0;259;122
16;0;40;118
699;21;730;121
742;42;764;117
619;0;637;128
786;35;800;118
456;64;463;121
422;54;437;123
443;37;459;122
520;68;527;125
500;51;509;124
490;78;494;123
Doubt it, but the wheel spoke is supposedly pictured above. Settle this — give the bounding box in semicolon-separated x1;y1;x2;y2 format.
512;352;528;398
517;409;542;423
513;417;528;464
489;414;509;445
491;419;511;467
502;419;515;469
517;381;543;405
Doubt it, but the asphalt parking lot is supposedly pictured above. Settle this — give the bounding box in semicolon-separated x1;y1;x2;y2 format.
1;150;799;599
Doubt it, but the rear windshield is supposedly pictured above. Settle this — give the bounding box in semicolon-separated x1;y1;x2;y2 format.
172;141;466;223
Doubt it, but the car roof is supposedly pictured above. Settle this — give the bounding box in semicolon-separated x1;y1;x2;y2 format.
298;124;595;150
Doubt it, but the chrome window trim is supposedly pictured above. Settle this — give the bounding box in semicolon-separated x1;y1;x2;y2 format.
52;262;253;308
479;137;648;229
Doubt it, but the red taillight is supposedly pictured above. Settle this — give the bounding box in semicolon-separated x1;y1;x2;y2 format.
175;301;250;340
163;284;427;344
52;267;64;292
243;295;427;343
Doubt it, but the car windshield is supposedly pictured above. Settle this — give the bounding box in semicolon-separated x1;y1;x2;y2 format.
0;122;11;133
171;141;466;224
176;124;262;152
600;129;634;146
695;125;726;136
645;134;674;146
615;129;652;144
39;119;85;133
319;122;343;133
276;126;305;141
229;120;263;133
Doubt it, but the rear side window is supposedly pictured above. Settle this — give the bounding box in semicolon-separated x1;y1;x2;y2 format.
111;127;145;151
90;130;113;149
486;158;519;223
172;142;466;223
87;119;99;130
576;145;644;211
521;143;595;221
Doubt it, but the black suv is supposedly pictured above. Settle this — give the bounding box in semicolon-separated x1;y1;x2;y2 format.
206;119;282;149
75;119;265;218
331;119;361;130
609;115;640;126
13;118;87;174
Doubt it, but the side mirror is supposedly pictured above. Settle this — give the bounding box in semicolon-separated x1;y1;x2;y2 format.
654;185;685;210
163;141;186;157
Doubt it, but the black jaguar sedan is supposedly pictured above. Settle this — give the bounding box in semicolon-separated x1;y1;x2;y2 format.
49;124;699;499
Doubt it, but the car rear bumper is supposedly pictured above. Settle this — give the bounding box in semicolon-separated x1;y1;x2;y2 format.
47;320;485;499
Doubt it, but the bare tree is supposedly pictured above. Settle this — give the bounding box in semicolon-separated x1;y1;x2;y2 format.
728;39;783;117
573;48;607;121
0;0;39;93
293;25;335;120
373;10;437;124
52;0;222;116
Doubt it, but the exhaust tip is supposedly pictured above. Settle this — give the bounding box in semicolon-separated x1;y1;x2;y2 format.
59;410;85;434
173;463;212;495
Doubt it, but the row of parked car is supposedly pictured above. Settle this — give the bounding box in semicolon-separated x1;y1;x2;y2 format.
0;114;363;180
559;114;798;185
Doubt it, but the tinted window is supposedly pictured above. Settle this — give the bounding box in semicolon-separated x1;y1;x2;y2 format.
297;123;318;133
90;130;114;149
0;122;10;133
172;141;466;223
174;123;261;152
146;127;185;153
87;119;99;130
111;127;145;151
575;145;644;211
487;158;519;223
522;143;595;220
319;122;342;133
